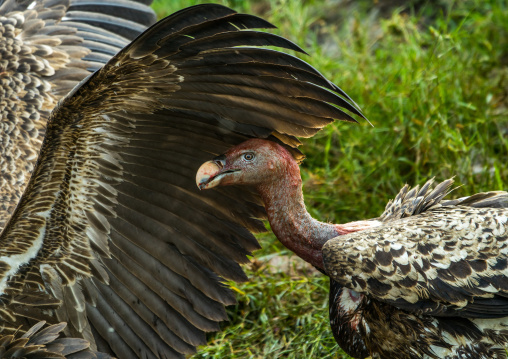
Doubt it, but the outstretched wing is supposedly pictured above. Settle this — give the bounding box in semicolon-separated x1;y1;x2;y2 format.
323;179;508;318
0;0;156;230
0;4;365;358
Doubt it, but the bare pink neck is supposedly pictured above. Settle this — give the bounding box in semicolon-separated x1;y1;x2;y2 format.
256;164;369;270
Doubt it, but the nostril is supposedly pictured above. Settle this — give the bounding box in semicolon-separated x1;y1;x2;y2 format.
212;154;226;169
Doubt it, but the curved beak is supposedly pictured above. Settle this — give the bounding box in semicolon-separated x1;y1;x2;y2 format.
196;155;236;190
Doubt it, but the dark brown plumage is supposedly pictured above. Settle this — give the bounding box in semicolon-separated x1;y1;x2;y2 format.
196;138;508;358
0;4;365;358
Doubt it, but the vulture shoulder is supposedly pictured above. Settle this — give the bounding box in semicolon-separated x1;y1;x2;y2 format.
323;179;508;318
0;4;364;358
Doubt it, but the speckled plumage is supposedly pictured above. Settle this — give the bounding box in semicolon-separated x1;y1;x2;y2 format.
0;0;156;230
325;179;508;358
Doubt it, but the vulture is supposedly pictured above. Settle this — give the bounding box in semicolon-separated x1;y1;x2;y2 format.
197;139;508;358
0;0;156;231
0;3;367;358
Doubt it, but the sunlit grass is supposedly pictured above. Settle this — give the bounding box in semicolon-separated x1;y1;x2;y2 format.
152;0;508;357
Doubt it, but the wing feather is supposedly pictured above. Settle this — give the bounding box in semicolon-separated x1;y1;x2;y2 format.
324;180;508;318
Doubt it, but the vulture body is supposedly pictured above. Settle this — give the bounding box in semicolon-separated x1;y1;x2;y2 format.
0;3;366;358
197;139;508;359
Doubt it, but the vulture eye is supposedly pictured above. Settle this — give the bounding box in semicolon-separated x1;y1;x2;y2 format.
243;153;255;161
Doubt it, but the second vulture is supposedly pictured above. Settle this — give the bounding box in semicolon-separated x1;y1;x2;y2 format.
0;3;366;358
197;139;508;358
0;0;156;230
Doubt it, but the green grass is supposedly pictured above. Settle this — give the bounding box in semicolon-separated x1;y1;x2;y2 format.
152;1;508;357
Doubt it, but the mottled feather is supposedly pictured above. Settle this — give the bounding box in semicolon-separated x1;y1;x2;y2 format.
324;180;508;314
0;0;156;231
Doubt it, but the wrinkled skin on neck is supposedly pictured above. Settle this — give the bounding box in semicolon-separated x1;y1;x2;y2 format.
197;139;376;269
254;154;339;269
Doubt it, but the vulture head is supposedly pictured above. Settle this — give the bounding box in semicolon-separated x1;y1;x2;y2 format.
197;139;300;190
